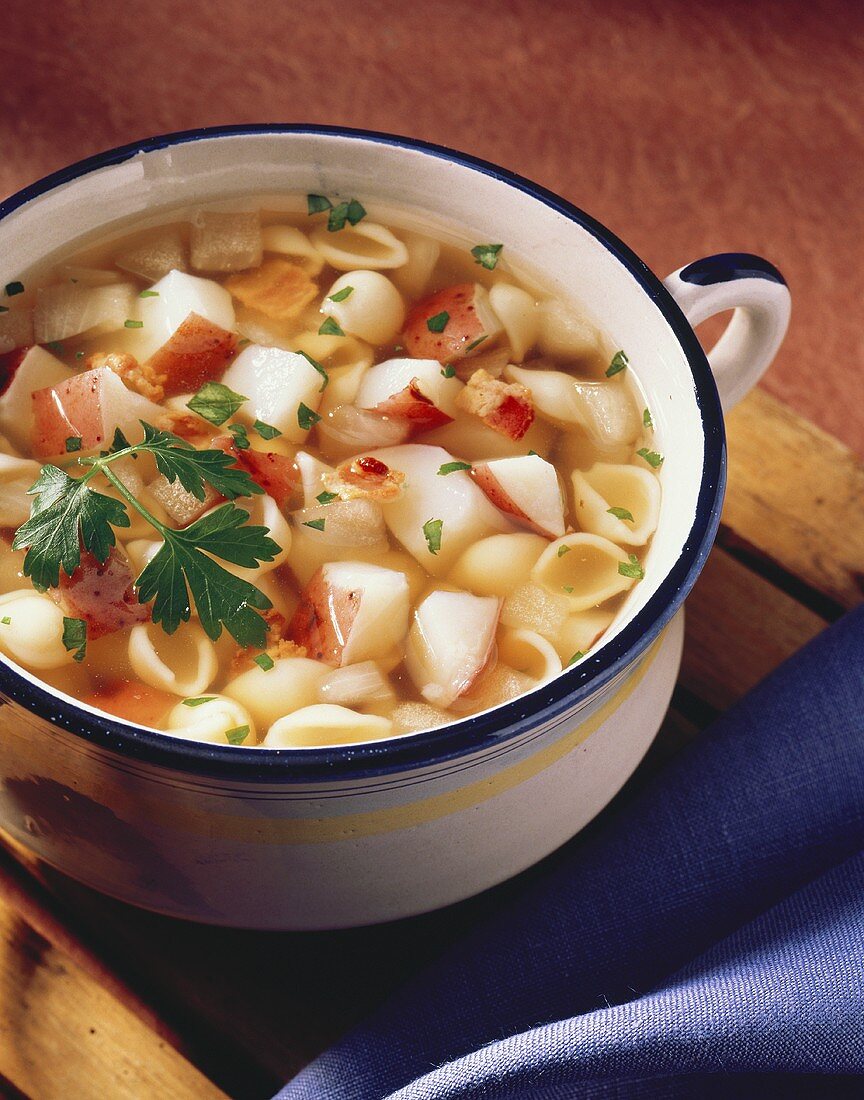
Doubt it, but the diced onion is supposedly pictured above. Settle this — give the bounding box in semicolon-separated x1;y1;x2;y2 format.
292;499;388;548
319;661;394;706
317;404;410;459
34;283;135;343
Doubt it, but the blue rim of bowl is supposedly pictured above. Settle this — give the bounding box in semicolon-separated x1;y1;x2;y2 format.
0;124;726;782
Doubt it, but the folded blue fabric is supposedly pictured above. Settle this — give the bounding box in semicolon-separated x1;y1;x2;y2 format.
278;606;864;1099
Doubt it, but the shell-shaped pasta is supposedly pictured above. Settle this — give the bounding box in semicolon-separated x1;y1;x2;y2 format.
572;463;661;545
318;361;370;418
321;271;405;345
293;330;375;374
390;231;441;298
450;533;548;597
319;661;394;707
264;704;393;747
166;694;256;745
488;283;539;362
0;453;41;526
532;533;635;612
0;590;74;670
555;426;632;470
553;607;616;663
498;628;562;682
310;222;409;271
537;299;602;361
261;224;324;273
224;656;328;729
129;620;218;697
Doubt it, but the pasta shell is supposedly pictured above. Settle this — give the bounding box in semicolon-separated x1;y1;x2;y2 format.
572;463;661;545
264;704;393;747
310;222;409;271
532;533;636;612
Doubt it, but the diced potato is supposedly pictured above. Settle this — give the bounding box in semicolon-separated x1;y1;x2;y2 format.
0;346;73;452
131;270;235;361
144;313;238;396
402;283;502;362
190;210;262;273
406;590;500;708
220;344;325;443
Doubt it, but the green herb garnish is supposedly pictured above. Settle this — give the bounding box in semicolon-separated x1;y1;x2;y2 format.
316;490;339;504
62;616;87;662
440;364;456;378
0;617;10;625
636;448;664;468
124;319;144;329
303;518;326;531
606;350;629;377
237;338;251;349
226;725;250;745
228;423;251;450
183;696;217;707
318;316;345;337
65;437;82;453
643;407;653;429
75;350;85;360
607;506;634;521
346;199;367;225
326;198;367;232
12;424;280;648
298;350;329;391
139;289;159;299
563;585;574;593
423;518;443;555
437;461;472;476
253;419;281;440
427;311;449;333
465;335;488;353
298;402;321;431
187;382;248;426
566;651;585;666
307;194;332;214
47;341;65;354
618;553;644;580
4;281;24;297
557;544;571;557
328;285;354;302
253;653;275;672
470;244;503;270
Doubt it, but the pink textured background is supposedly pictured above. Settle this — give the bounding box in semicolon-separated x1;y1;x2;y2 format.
3;0;863;452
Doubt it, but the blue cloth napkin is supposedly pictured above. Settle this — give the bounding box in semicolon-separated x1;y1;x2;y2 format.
278;606;864;1099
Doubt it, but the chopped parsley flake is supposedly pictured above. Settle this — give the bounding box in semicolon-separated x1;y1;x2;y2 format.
470;243;503;270
346;199;367;225
254;653;275;672
253;419;281;440
465;334;488;352
75;350;85;360
298;350;329;391
327;198;367;233
237;337;251;349
183;697;217;707
423;518;443;555
226;725;250;745
643;407;653;429
303;517;326;531
328;285;354;302
1;617;10;625
4;281;24;297
528;450;540;457
618;553;644;580
307;194;332;214
427;311;449;333
562;585;575;593
607;506;634;521
316;490;339;505
318;316;345;337
139;289;159;298
46;341;65;354
636;448;664;468
437;461;472;476
124;319;144;329
228;423;251;450
62;616;87;662
440;364;456;378
606;350;629;377
566;651;585;666
65;436;82;453
557;544;571;557
297;402;321;431
187;382;248;426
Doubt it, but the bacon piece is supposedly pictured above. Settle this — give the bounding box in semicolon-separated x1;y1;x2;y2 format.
371;380;452;434
455;368;534;440
155;409;216;446
87;350;166;403
86;681;176;727
322;455;406;503
51;548;149;640
145;312;239;396
212;434;299;509
224;259;318;321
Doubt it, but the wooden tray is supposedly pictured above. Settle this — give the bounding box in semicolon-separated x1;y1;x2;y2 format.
1;389;861;1100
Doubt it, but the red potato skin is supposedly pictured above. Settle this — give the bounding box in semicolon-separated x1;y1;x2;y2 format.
471;463;556;538
372;381;453;435
212;435;299;509
51;548;150;640
85;680;176;727
32;367;113;457
288;567;360;666
145;312;238;396
402;284;488;363
0;346;31;397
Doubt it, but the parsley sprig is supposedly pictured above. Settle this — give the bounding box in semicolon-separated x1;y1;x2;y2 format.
12;423;281;648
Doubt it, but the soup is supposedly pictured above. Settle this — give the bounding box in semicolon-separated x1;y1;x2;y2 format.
0;197;662;748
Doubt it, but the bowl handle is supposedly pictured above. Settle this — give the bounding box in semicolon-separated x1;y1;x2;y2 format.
663;253;791;411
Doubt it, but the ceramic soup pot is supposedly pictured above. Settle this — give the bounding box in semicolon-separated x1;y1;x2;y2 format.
0;127;790;929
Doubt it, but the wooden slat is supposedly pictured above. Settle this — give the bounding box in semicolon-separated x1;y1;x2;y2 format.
724;389;864;610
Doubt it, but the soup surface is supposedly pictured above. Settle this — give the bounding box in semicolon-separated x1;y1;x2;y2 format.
0;198;662;748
